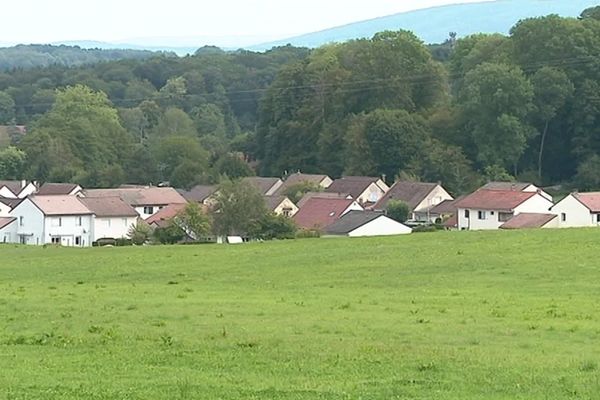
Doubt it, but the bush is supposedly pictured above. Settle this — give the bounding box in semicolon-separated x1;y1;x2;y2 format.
296;229;321;239
248;213;297;240
386;200;411;223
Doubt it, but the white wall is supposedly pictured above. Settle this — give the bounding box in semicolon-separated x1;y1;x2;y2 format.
12;199;45;245
0;202;10;217
349;216;412;237
136;205;165;220
0;220;16;243
342;202;364;216
43;215;93;247
320;177;334;189
514;195;554;214
0;187;16;198
273;198;299;217
93;216;138;240
357;182;387;204
18;183;37;198
551;195;594;228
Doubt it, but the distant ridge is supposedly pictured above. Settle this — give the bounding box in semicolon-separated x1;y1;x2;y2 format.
249;0;599;50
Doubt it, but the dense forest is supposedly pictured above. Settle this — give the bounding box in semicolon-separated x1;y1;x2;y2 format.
1;7;600;194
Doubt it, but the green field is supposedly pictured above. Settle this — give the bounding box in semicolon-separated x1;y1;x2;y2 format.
1;229;600;399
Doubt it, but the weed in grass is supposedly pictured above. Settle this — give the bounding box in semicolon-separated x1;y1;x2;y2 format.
160;335;174;346
579;360;597;372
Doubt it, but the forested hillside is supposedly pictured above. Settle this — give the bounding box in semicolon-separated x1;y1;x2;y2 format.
1;7;600;193
0;44;164;70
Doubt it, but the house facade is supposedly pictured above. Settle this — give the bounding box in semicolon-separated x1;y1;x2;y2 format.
79;197;139;240
264;196;299;217
456;190;554;231
0;180;37;199
325;177;390;206
550;193;600;228
293;198;363;230
0;217;16;243
374;181;453;222
325;211;412;237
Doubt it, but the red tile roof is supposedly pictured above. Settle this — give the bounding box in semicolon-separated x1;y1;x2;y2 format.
84;187;187;206
500;213;557;230
455;190;537;212
146;203;187;224
293;198;359;230
574;193;600;213
29;196;92;216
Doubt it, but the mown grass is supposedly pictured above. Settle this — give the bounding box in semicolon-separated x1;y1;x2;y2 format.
1;229;600;399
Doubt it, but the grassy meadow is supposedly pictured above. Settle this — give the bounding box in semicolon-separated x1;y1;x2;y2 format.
1;229;600;399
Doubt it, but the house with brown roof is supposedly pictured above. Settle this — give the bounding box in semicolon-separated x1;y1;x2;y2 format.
0;180;37;199
145;203;187;229
177;185;217;206
83;187;187;220
79;197;139;240
0;197;23;217
293;197;363;230
374;181;453;223
276;173;333;196
550;192;600;228
325;176;389;206
481;181;553;202
264;195;299;217
456;189;554;230
241;177;283;196
37;183;82;196
500;213;558;230
324;211;412;237
10;195;94;246
297;192;353;208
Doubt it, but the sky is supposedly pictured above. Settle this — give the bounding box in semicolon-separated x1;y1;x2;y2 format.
2;0;494;46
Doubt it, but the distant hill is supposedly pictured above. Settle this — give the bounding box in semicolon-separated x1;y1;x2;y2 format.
54;41;199;57
249;0;599;50
0;44;169;71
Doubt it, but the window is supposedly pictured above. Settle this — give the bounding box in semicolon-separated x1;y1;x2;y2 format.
562;213;567;222
478;211;486;220
144;206;154;215
76;216;82;227
122;218;128;226
19;216;24;226
498;212;513;222
464;210;470;219
596;214;600;223
75;236;81;246
282;208;293;218
51;237;60;245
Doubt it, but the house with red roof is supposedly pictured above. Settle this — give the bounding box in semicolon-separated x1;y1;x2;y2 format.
293;197;363;230
455;189;553;230
550;192;600;228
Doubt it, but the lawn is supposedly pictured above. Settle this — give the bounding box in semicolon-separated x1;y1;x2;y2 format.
1;229;599;399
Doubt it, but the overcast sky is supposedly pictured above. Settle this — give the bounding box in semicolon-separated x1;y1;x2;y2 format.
3;0;494;45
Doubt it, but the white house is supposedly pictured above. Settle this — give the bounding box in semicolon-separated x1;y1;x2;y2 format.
325;211;412;237
79;197;139;241
456;189;554;230
10;195;94;246
374;181;453;223
84;187;187;220
264;196;299;217
481;181;553;202
325;176;390;205
0;217;16;243
0;180;37;199
550;192;600;228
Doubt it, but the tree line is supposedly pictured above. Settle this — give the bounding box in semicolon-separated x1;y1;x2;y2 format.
1;8;600;193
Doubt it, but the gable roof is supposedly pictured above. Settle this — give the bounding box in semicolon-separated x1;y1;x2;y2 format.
429;197;465;215
0;197;23;209
79;197;138;218
146;203;187;225
29;195;92;216
177;185;217;203
84;187;187;206
297;192;352;208
481;182;534;192
325;211;385;235
374;181;439;211
264;195;292;211
325;176;385;199
500;213;557;230
0;217;16;230
276;173;332;194
455;189;538;212
293;198;359;230
37;183;80;196
241;177;282;195
573;192;600;213
0;180;23;196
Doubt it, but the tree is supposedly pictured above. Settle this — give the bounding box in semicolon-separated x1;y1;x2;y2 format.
152;107;197;138
153;221;186;245
0;146;26;179
386;200;411;223
575;155;600;191
530;67;574;180
211;179;268;236
248;213;297;240
175;203;211;241
282;181;323;204
213;153;255;180
152;135;210;185
0;91;15;124
580;6;600;20
128;221;152;245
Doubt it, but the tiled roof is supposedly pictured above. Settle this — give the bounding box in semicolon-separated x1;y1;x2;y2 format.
276;173;332;194
0;180;23;196
84;187;187;206
325;211;385;235
481;182;533;191
293;198;359;230
146;203;187;225
0;217;16;230
455;190;537;212
374;181;439;211
325;177;384;199
297;192;351;208
241;177;282;195
37;183;80;196
429;197;465;215
177;185;217;203
79;197;138;218
29;196;92;216
0;197;23;209
574;192;600;213
264;195;288;211
500;213;557;229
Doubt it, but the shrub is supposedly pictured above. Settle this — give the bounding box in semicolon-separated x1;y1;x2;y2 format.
386;200;411;223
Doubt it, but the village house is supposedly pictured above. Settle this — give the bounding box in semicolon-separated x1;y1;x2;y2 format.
325;176;390;206
177;185;217;207
500;213;558;230
455;189;554;231
264;195;299;217
276;173;333;196
83;187;187;220
297;192;353;208
242;177;283;196
481;181;553;202
0;217;16;243
293;197;363;230
324;211;412;237
146;203;188;228
36;182;83;196
0;180;37;199
79;197;139;241
9;195;94;246
0;197;22;217
428;197;465;229
550;192;600;228
374;181;453;223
